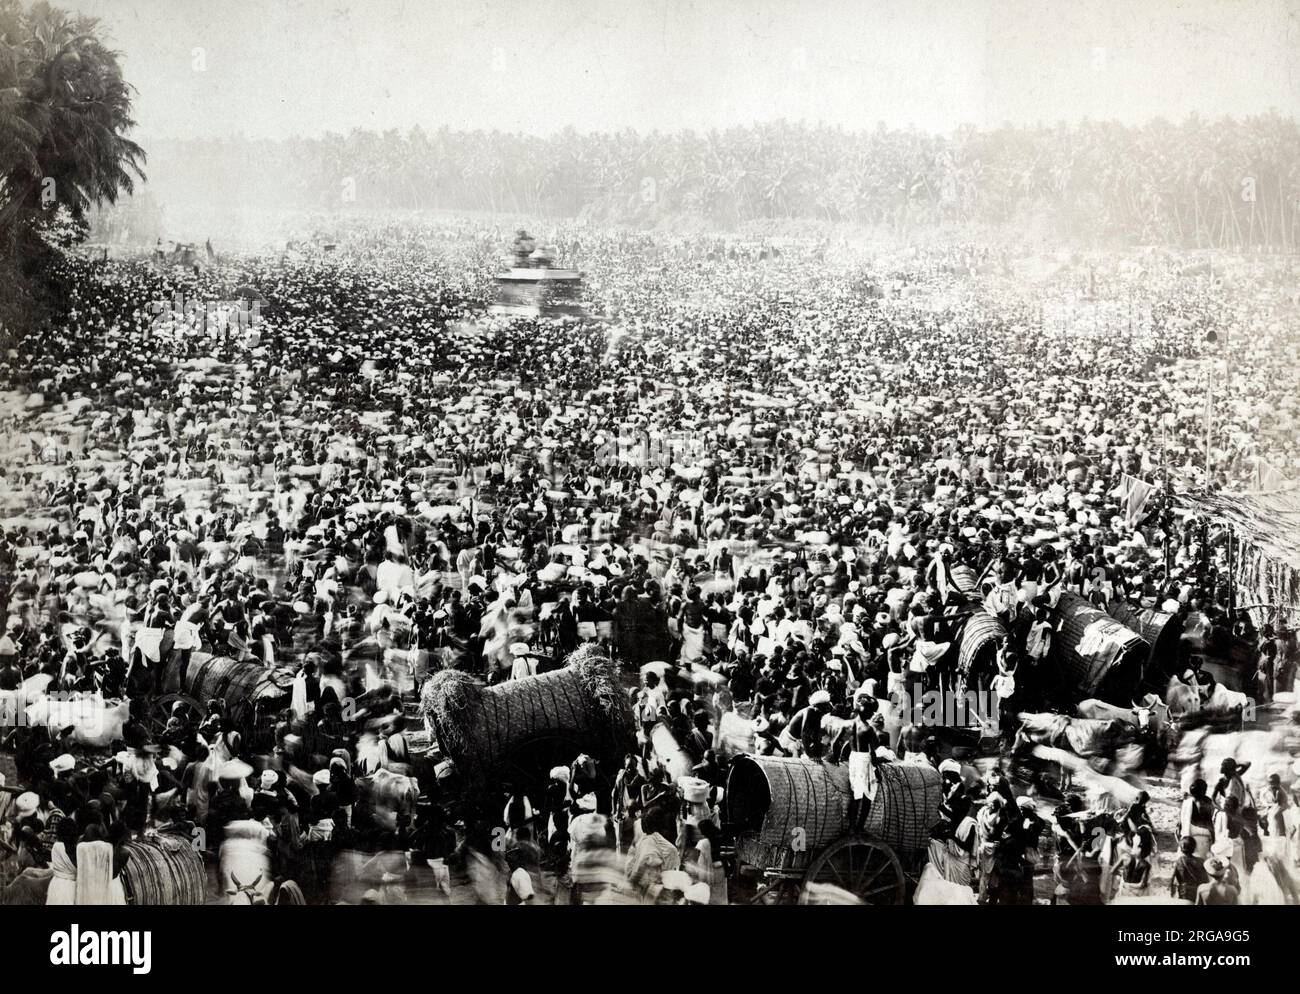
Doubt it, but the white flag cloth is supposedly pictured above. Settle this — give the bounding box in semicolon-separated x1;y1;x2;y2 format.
1115;474;1154;528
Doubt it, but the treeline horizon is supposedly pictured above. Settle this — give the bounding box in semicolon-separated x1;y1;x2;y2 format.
117;113;1300;248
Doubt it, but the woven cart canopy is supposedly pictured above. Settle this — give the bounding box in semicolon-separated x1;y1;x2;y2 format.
420;645;634;795
864;762;942;854
1050;591;1147;702
163;654;295;709
957;611;1006;675
949;564;978;595
121;835;206;905
726;756;942;870
1107;598;1182;666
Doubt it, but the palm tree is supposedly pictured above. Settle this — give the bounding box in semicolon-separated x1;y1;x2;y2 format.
1;0;144;334
1;0;144;237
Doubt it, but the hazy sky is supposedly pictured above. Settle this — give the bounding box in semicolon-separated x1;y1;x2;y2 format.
62;0;1300;140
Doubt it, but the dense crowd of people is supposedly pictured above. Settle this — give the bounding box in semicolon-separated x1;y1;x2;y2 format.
1;218;1298;905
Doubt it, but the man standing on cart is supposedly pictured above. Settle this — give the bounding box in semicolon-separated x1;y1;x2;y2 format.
844;690;881;834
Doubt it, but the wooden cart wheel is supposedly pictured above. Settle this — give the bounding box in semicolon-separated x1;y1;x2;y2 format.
803;834;906;905
145;692;200;741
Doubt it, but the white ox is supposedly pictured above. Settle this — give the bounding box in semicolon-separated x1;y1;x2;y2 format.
1165;677;1252;724
24;695;130;749
1076;696;1171;740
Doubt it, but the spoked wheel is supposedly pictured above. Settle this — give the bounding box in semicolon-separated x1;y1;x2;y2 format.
146;692;202;741
803;834;906;905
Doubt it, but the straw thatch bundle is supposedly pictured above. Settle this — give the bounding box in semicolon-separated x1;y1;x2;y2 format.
121;835;206;905
1050;591;1148;702
163;654;294;711
419;644;634;793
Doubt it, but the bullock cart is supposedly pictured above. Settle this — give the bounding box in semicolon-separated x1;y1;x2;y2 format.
722;756;942;905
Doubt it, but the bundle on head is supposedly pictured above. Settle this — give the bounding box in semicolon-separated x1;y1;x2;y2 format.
419;644;634;799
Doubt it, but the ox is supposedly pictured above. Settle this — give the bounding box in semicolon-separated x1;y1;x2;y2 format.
1202;683;1252;716
24;696;130;749
1164;679;1202;722
1165;677;1251;732
1076;696;1172;741
1014;712;1137;759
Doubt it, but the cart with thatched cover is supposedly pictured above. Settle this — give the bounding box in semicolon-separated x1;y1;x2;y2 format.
1050;591;1149;704
955;611;1007;693
949;564;979;596
120;834;206;905
155;653;295;748
723;756;942;905
419;645;634;804
1106;598;1183;673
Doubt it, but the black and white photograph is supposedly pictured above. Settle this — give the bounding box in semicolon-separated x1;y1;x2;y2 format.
0;0;1298;947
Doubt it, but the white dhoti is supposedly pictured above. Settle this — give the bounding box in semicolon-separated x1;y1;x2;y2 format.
1187;824;1213;859
290;674;309;721
776;726;802;757
172;620;201;652
133;626;165;663
911;640;950;671
681;624;705;664
848;750;877;801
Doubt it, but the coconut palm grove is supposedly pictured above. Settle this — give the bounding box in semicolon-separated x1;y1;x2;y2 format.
0;0;1299;931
